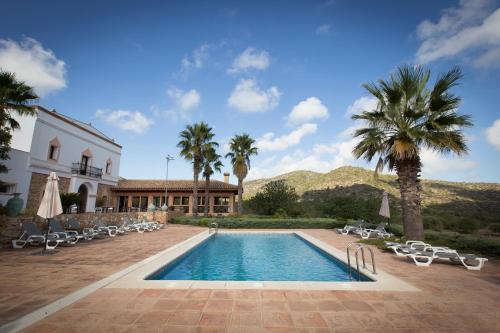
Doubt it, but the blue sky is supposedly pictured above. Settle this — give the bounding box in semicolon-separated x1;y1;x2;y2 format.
1;0;500;183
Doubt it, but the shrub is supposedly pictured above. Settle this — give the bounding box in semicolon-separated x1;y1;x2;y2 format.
171;216;346;229
245;180;301;216
60;192;81;213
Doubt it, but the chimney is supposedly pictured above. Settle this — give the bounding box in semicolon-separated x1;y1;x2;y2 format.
224;172;230;184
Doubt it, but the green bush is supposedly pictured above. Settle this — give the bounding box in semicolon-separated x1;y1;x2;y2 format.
171;216;346;229
424;230;500;257
245;180;302;216
60;192;81;213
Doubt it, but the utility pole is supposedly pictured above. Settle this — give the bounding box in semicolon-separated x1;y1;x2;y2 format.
161;154;174;211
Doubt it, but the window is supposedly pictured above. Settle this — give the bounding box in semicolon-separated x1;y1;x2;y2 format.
132;196;140;208
140;196;148;211
173;196;190;213
214;196;229;213
105;158;112;174
47;137;61;161
153;196;161;207
0;183;15;194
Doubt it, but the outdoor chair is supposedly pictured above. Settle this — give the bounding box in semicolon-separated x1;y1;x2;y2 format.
336;220;366;235
385;240;433;257
49;219;85;244
12;222;67;250
407;246;488;271
359;222;393;239
90;219;118;237
66;218;98;240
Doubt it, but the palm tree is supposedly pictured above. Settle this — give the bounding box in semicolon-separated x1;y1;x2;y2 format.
177;122;217;217
351;65;472;240
0;71;38;174
225;134;258;215
202;147;223;217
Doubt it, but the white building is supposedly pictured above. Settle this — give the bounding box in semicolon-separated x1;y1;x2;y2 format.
0;106;121;213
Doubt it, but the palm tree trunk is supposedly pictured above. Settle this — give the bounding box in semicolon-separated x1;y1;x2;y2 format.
204;175;210;217
396;158;424;240
237;177;243;215
193;169;199;218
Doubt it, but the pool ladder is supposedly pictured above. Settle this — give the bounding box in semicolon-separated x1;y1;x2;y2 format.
346;243;376;281
209;222;218;234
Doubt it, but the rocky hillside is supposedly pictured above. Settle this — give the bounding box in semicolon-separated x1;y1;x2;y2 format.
244;166;500;223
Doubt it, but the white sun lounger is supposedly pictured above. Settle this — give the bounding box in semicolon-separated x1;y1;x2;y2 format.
408;246;488;270
359;222;393;239
12;222;67;250
336;220;366;235
67;218;98;240
385;240;433;257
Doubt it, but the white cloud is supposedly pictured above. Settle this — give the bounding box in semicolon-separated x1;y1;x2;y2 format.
420;147;478;178
257;123;317;152
316;24;331;35
486;119;500;150
415;1;500;67
0;37;66;97
228;47;270;73
287;97;329;125
248;136;361;180
167;87;200;110
227;78;281;113
95;109;153;134
178;44;212;78
346;96;378;116
161;87;201;121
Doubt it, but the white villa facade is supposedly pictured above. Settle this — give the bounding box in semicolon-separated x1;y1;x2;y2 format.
0;106;121;213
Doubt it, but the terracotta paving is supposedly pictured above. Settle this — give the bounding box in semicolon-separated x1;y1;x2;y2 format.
0;227;499;332
0;225;204;326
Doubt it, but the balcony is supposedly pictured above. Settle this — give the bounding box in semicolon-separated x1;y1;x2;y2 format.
71;163;102;179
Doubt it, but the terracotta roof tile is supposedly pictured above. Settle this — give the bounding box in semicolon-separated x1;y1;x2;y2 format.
114;179;238;191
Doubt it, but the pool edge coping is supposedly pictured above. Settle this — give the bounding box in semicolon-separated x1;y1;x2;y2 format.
105;230;419;292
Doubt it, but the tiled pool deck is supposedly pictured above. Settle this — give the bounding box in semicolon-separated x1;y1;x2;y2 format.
1;225;499;332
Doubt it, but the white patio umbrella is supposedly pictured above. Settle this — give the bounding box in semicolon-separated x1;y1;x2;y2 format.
379;191;391;229
37;172;63;252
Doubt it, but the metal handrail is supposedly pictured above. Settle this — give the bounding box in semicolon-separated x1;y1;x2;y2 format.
209;222;218;234
346;242;376;281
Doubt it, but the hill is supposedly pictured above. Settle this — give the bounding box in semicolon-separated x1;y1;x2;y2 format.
244;166;500;225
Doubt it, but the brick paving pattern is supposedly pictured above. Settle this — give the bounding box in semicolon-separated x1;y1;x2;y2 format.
0;227;499;332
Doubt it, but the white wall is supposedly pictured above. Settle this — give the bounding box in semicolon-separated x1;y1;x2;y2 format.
0;149;31;207
29;110;121;184
10;113;36;153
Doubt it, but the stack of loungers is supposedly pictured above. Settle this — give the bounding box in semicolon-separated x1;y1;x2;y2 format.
11;215;165;250
336;220;393;239
385;240;488;271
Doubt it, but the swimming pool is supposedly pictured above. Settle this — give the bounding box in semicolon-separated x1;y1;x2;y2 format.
147;233;371;281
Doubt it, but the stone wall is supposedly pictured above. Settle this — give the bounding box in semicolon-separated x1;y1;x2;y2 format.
26;172;71;211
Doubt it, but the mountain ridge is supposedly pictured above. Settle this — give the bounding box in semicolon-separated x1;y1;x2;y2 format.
244;166;500;223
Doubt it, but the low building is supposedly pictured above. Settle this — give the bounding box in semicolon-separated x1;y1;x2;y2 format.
0;106;122;213
111;173;238;215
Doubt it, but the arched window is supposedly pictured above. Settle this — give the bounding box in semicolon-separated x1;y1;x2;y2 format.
105;158;112;175
47;137;61;161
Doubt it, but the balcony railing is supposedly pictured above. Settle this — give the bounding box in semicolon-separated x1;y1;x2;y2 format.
71;163;102;179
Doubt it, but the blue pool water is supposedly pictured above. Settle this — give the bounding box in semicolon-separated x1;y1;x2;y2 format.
148;233;371;281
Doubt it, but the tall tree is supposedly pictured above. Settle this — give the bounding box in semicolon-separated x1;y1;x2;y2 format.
225;134;258;215
0;71;38;175
352;65;471;240
177;122;217;217
202;146;223;217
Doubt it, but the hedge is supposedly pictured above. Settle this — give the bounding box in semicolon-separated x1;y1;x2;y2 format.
170;216;348;229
